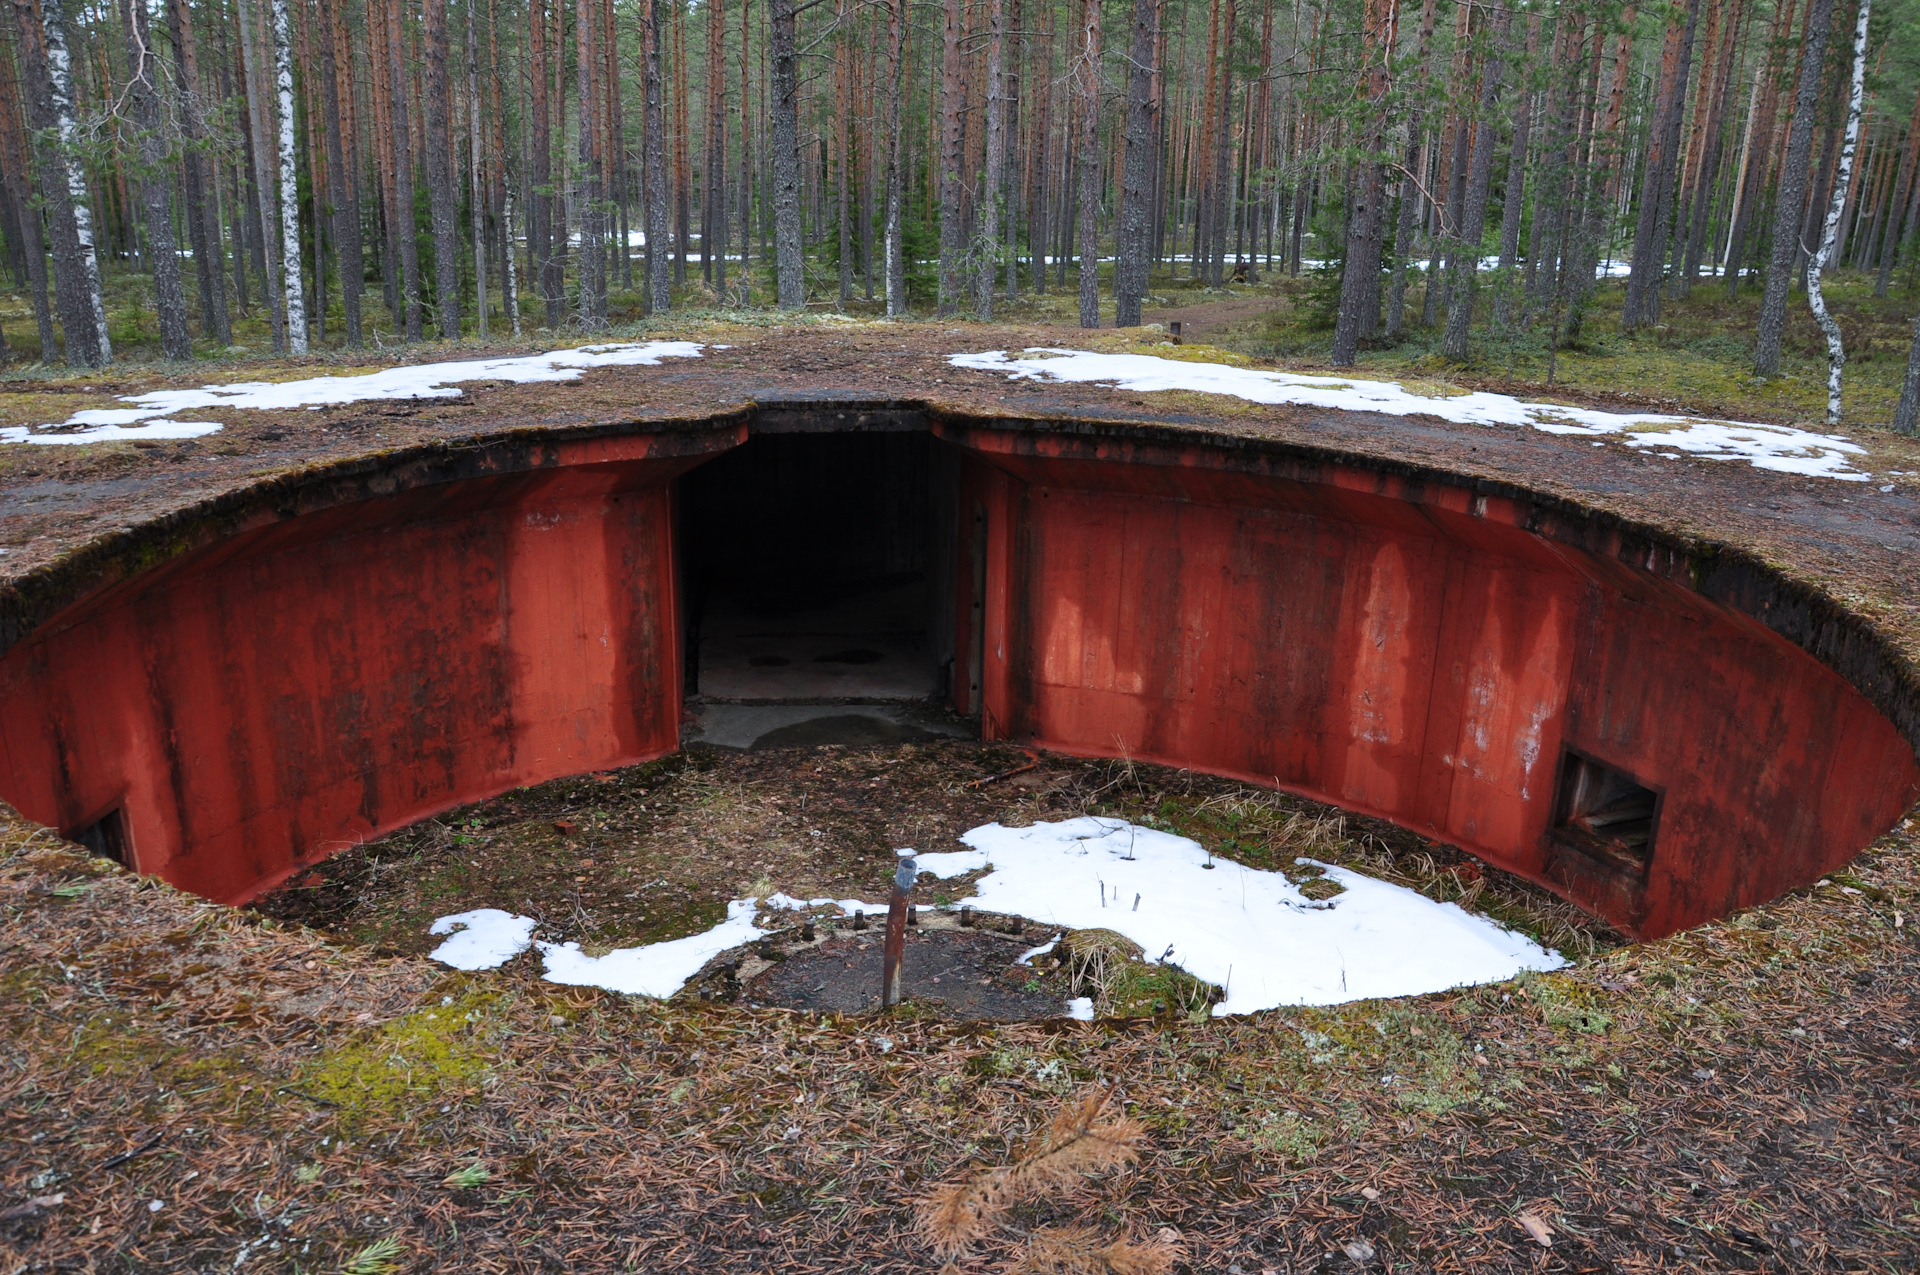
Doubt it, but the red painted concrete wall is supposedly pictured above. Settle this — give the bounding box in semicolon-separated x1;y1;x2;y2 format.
945;429;1920;939
0;442;705;903
1;417;1912;939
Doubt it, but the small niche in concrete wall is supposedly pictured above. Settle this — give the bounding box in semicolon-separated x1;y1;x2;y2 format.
70;807;131;867
1550;750;1661;878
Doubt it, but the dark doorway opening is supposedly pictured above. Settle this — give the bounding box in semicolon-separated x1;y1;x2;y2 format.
70;807;131;865
679;430;958;706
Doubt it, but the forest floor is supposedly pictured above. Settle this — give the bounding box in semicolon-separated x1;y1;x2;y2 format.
5;258;1918;431
3;735;1917;1273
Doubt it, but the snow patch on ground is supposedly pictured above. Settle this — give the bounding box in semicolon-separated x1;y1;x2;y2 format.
427;909;540;970
427;817;1559;1016
917;817;1564;1015
950;348;1871;481
0;341;705;446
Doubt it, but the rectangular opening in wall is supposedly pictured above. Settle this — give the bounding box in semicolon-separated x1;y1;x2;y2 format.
70;807;130;865
1551;751;1659;876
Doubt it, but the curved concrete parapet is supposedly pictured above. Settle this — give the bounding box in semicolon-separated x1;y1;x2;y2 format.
0;404;1913;939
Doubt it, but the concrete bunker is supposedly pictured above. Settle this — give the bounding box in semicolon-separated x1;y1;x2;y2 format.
0;405;1913;942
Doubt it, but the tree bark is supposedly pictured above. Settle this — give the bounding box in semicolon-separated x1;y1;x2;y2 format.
1114;0;1158;327
0;26;56;359
382;0;423;338
708;0;728;298
1622;0;1700;328
644;0;669;312
119;0;191;358
167;0;230;344
1333;0;1400;365
882;0;907;314
1074;0;1100;327
935;0;963;315
1754;0;1836;377
423;0;460;337
1874;85;1920;296
1491;14;1538;328
769;0;803;308
316;0;361;345
974;0;1008;319
576;0;605;324
265;0;305;352
1439;1;1510;362
467;0;488;337
18;0;108;365
1724;0;1792;294
1805;0;1867;424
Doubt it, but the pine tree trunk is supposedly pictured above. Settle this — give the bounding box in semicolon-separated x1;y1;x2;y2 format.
119;0;191;358
769;0;803;308
1754;0;1836;377
0;28;56;359
1874;85;1920;296
381;0;423;338
529;0;556;325
882;0;907;315
1074;0;1100;327
836;0;854;309
935;0;962;315
1439;1;1509;362
467;0;488;337
21;0;108;365
644;0;670;312
423;0;460;337
708;0;727;298
576;0;604;324
1491;15;1538;328
972;0;1007;318
1622;0;1699;328
1114;0;1158;327
1804;0;1867;424
1333;0;1401;365
316;0;361;345
167;0;230;344
1207;0;1235;287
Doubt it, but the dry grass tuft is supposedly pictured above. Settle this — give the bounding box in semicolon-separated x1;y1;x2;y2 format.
1009;1225;1182;1275
916;1087;1146;1258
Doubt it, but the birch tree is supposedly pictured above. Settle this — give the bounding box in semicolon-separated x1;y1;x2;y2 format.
1804;0;1868;424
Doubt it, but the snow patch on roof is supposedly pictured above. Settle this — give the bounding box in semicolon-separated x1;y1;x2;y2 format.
1;340;706;446
950;348;1871;481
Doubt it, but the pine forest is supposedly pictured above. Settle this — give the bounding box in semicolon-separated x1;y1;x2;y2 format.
2;0;1920;426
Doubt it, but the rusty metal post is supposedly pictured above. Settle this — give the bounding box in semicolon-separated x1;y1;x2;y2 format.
881;849;916;1009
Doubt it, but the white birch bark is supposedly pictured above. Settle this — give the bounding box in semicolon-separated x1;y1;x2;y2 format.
42;1;109;363
270;0;307;353
503;189;522;336
1806;0;1869;424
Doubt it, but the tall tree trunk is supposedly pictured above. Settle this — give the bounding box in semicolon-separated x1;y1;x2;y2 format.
1114;0;1158;327
1805;0;1867;424
18;0;109;365
530;0;556;325
836;0;854;308
317;0;361;345
1207;0;1235;287
1874;85;1920;296
1439;1;1509;362
882;0;907;315
1724;0;1792;294
935;0;962;315
708;0;727;298
383;0;423;338
424;0;460;337
120;0;191;358
769;0;803;308
167;0;229;344
1074;0;1100;326
576;0;604;324
1622;0;1700;328
0;26;56;359
644;0;670;312
1386;0;1439;339
1754;0;1836;377
1677;0;1741;292
974;0;1008;319
1491;13;1538;327
467;0;488;337
1333;0;1400;365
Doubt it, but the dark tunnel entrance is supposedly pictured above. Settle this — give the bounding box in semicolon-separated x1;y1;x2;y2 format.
678;428;960;711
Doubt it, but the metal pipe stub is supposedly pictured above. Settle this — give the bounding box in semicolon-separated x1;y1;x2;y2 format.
882;849;916;1009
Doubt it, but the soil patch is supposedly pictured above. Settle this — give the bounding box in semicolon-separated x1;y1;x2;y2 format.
743;926;1070;1019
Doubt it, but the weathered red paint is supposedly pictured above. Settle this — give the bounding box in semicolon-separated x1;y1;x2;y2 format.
0;414;1912;940
944;426;1920;938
